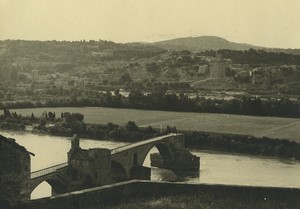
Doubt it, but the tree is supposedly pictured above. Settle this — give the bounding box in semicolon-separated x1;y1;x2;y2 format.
3;109;11;118
225;67;235;77
125;121;139;132
128;89;144;106
146;62;159;74
5;91;12;100
114;88;120;96
72;113;84;121
119;73;132;84
39;118;46;127
48;112;56;119
0;90;5;100
166;126;177;133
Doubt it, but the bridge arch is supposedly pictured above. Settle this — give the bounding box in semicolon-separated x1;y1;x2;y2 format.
111;160;128;182
141;142;174;166
124;142;176;180
31;178;68;195
111;136;181;180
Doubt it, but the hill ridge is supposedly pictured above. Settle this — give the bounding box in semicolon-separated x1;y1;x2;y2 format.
152;36;265;51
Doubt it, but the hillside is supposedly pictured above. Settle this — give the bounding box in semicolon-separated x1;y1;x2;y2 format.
152;36;300;55
0;39;300;104
152;36;264;51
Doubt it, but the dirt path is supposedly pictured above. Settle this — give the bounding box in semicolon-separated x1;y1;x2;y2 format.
257;120;300;138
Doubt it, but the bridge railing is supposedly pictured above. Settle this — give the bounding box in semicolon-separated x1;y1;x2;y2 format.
31;162;68;179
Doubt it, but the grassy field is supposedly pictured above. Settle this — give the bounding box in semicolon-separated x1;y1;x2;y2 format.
93;193;299;209
13;107;300;142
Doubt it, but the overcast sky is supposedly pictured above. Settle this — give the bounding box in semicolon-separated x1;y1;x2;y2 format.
0;0;300;48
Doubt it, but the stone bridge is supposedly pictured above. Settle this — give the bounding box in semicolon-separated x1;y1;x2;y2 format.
30;133;199;196
110;133;199;181
30;163;69;195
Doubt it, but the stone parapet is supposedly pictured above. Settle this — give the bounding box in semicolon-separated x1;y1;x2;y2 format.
12;180;300;209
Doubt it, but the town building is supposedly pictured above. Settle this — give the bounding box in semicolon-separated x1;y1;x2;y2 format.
0;135;34;205
209;54;227;80
198;65;209;74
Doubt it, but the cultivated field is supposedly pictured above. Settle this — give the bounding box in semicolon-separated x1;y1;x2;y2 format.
13;107;300;142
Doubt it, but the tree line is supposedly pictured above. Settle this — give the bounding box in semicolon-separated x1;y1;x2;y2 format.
184;131;300;160
1;90;299;118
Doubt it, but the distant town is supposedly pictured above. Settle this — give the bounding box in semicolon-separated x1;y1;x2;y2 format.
0;38;299;107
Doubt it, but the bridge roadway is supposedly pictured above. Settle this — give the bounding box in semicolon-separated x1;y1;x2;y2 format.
31;133;178;179
111;133;178;154
31;163;68;179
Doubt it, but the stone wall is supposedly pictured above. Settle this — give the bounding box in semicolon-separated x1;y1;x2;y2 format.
0;135;31;205
12;181;300;209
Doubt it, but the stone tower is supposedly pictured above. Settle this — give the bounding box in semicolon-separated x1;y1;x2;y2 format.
209;53;226;80
67;135;112;188
68;134;80;163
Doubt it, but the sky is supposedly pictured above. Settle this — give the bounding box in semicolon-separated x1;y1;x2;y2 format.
0;0;300;48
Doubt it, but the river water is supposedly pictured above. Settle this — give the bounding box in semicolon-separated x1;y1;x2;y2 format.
1;131;300;200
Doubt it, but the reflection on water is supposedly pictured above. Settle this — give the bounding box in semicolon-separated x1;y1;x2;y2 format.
0;130;299;200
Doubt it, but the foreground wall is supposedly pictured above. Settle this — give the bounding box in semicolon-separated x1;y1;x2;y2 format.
0;135;31;205
12;181;300;209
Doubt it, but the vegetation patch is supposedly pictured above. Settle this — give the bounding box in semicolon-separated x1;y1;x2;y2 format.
94;192;299;209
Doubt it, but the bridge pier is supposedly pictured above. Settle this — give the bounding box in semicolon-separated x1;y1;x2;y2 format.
150;149;200;171
130;166;151;180
51;187;65;196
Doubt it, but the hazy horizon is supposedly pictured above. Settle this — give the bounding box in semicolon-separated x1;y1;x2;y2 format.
1;0;300;49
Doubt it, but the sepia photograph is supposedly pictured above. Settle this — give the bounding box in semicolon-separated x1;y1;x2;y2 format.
0;0;300;208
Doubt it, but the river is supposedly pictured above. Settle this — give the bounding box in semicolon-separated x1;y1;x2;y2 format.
1;130;299;200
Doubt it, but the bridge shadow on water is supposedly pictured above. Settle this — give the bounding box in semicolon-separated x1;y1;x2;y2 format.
150;167;200;183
